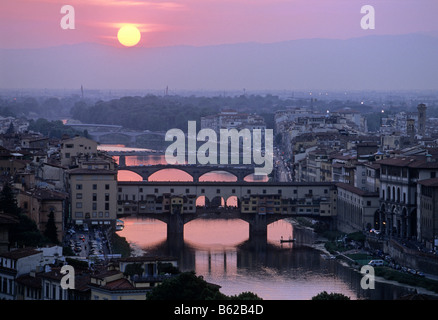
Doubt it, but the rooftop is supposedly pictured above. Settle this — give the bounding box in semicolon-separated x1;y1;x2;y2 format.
0;248;42;260
336;182;379;197
418;178;438;187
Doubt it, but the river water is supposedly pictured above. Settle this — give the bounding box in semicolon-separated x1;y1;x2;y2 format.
107;146;420;300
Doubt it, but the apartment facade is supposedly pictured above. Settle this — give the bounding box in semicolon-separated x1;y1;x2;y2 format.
336;182;380;233
418;178;438;250
60;136;98;167
377;154;438;240
0;248;44;300
68;161;118;227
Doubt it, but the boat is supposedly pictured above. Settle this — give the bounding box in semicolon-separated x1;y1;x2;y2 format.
280;236;295;243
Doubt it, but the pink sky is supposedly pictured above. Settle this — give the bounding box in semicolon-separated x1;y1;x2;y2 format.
0;0;437;48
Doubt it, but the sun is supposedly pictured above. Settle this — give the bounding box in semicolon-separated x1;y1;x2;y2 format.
117;25;141;47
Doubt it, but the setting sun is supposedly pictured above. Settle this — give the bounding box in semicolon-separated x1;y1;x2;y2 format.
117;25;141;47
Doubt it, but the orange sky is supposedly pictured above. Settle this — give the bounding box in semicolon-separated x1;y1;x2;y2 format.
1;0;437;49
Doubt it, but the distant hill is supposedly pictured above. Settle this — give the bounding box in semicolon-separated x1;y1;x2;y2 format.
1;34;437;91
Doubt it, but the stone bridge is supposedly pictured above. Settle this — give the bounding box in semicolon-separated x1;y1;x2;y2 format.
118;164;258;182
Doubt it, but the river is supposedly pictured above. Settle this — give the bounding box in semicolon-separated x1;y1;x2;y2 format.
106;145;421;300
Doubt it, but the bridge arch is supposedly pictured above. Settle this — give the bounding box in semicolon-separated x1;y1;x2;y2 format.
226;195;238;207
244;173;269;182
199;170;238;182
147;168;194;182
117;170;143;181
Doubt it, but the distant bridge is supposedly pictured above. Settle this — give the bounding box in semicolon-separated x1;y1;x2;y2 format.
118;164;259;182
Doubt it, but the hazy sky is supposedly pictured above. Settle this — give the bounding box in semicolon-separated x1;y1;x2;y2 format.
1;0;437;49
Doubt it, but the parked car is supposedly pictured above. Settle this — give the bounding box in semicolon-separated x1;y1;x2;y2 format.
368;260;384;266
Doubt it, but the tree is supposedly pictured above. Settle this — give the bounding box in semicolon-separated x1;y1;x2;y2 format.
10;214;48;247
146;271;227;300
5;122;15;135
312;291;350;300
123;263;144;278
0;182;20;215
146;271;262;300
44;210;59;244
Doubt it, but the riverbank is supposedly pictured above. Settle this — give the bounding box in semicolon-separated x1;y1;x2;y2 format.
290;218;438;299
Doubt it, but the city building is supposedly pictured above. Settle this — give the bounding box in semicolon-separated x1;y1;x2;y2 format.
377;153;438;240
418;178;438;251
89;255;178;300
0;214;19;253
336;182;379;233
17;188;68;243
0;248;44;300
60;136;98;167
68;159;118;227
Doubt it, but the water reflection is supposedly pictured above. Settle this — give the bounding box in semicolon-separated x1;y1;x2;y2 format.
111;148;420;300
117;217;418;300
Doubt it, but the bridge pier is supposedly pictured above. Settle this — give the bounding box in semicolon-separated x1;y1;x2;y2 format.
167;211;185;237
247;213;268;238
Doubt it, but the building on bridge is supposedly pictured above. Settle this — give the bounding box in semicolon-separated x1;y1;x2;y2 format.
116;181;338;219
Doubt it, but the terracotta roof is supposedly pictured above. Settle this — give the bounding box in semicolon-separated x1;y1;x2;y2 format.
377;155;438;169
99;278;135;291
336;182;379;197
418;178;438;187
39;267;64;281
92;269;120;280
23;188;68;201
68;168;117;175
16;274;42;289
0;248;42;260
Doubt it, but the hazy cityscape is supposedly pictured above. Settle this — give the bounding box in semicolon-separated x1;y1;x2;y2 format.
1;0;438;309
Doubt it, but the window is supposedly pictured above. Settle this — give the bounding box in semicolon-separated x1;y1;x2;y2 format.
247;189;251;194
170;188;174;193
431;172;436;178
217;189;220;194
118;187;122;192
75;212;83;218
201;189;205;193
65;153;70;158
76;193;82;199
105;203;109;210
93;193;97;201
92;203;97;210
76;184;82;190
105;184;110;190
154;188;158;193
139;188;143;192
93;184;97;190
76;202;82;208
